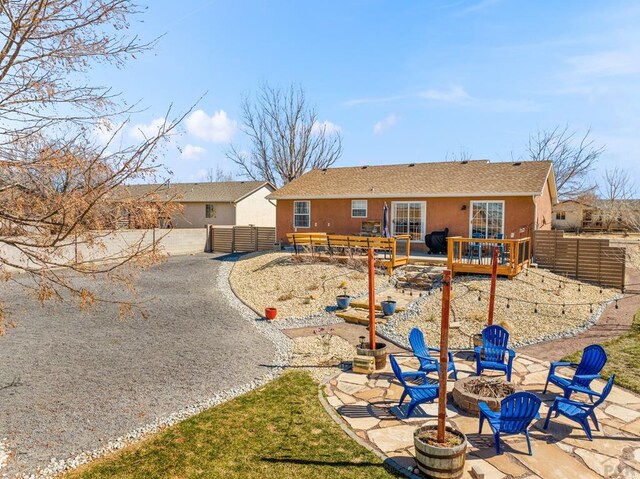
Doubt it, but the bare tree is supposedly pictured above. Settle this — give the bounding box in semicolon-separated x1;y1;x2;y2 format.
227;84;342;186
0;1;185;332
444;147;473;162
598;167;639;232
527;125;604;198
205;165;234;182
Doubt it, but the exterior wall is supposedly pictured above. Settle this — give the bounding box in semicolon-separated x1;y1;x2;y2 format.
534;178;553;230
235;185;276;227
172;202;236;228
276;196;537;249
552;202;584;231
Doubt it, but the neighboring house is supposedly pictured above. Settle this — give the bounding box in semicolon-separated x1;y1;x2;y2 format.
123;181;276;228
553;199;640;232
268;160;557;250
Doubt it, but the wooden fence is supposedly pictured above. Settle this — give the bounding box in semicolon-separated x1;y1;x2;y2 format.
208;225;275;253
534;230;626;289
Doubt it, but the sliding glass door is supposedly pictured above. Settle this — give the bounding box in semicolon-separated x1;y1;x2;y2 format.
470;201;504;238
392;202;426;241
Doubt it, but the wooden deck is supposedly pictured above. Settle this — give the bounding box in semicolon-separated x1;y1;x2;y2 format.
286;232;411;274
447;236;531;278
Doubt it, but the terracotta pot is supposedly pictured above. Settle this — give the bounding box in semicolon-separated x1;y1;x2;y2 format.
265;307;277;320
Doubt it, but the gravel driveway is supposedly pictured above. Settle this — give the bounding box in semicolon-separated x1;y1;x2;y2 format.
0;253;276;477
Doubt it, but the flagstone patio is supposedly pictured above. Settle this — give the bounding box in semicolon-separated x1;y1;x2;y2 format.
323;352;640;479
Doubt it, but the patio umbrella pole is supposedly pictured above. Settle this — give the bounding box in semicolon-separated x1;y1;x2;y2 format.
437;269;452;443
368;247;376;350
488;247;499;326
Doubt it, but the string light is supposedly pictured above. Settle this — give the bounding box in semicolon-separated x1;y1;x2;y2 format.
590;304;593;313
478;291;482;301
615;299;619;310
534;303;538;314
506;298;510;309
562;303;566;315
578;284;581;292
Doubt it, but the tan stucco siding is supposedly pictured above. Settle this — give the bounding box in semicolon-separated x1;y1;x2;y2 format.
171;202;236;228
235;186;276;226
552;202;585;230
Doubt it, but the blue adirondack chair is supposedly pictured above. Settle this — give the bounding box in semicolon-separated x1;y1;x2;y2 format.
543;344;607;400
543;375;615;440
408;328;458;380
389;354;439;418
479;391;542;455
475;325;516;381
467;233;483;263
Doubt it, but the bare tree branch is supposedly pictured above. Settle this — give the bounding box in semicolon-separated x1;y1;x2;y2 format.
226;83;342;186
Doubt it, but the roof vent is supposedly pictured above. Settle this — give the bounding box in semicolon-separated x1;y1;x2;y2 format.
461;160;469;165
361;165;368;169
322;168;328;172
408;163;415;167
513;162;522;166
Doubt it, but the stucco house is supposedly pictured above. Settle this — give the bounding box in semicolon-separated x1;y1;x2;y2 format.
124;180;276;228
268;160;557;251
553;198;640;232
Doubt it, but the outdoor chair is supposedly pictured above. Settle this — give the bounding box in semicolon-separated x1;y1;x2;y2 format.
467;233;483;263
408;327;458;380
543;375;615;441
543;344;607;400
479;391;542;455
475;325;516;381
389;354;439;418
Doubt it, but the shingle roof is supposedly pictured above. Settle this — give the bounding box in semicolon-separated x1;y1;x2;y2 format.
267;160;555;200
122;181;274;203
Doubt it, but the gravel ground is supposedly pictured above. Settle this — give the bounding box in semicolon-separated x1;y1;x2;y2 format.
0;253;284;478
379;267;620;349
229;251;390;319
290;333;356;383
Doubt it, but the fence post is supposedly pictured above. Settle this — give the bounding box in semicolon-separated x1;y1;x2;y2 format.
368;248;376;350
437;269;452;443
488;248;498;326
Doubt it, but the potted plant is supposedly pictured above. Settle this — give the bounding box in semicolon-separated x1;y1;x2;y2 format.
414;269;467;479
381;296;397;316
336;287;351;310
264;307;277;320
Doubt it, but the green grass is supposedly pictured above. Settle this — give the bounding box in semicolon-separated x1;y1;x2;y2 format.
68;372;401;479
564;310;640;394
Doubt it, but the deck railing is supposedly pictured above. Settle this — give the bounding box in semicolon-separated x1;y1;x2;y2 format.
286;232;411;274
447;236;531;278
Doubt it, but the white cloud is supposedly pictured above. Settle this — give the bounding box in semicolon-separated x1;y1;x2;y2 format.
373;114;398;135
420;86;470;102
311;120;341;135
181;144;206;160
129;117;166;141
565;50;640;79
94;119;124;145
186;109;236;143
343;94;408;107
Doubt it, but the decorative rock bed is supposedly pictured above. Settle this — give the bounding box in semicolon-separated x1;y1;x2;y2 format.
452;376;519;415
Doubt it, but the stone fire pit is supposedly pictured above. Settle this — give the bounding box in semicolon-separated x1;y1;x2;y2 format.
452;376;519;415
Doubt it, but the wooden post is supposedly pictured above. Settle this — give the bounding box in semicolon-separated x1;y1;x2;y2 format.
437;268;452;443
368;247;376;350
488;247;498;326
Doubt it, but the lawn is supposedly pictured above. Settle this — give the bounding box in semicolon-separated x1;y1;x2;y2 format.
67;372;400;479
564;309;640;394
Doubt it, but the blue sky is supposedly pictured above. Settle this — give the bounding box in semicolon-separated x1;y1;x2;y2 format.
97;0;640;187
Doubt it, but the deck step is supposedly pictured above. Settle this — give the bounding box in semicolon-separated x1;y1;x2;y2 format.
335;308;388;326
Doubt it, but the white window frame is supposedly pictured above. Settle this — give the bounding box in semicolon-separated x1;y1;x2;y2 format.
469;200;505;238
293;200;311;229
351;199;368;218
391;201;427;242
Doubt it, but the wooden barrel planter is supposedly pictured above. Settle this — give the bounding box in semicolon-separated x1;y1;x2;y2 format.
356;342;387;370
414;424;467;479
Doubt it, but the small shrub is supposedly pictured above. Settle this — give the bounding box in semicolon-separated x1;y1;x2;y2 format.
306;282;320;291
302;297;312;305
278;292;294;301
466;309;486;323
338;280;349;289
498;319;513;332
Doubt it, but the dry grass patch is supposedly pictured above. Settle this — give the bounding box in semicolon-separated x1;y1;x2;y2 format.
230;252;390;318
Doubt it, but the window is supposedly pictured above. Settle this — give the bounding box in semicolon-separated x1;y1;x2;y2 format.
470;201;504;238
293;201;310;228
392;202;426;241
351;200;368;218
555;211;566;220
205;204;216;218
